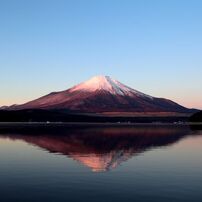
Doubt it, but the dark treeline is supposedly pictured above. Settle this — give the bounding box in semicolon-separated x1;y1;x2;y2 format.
0;109;190;123
189;111;202;122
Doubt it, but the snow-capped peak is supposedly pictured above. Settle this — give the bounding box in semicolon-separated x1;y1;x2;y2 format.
69;75;153;99
70;75;120;93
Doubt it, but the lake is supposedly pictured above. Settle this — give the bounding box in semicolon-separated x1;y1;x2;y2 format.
0;125;202;202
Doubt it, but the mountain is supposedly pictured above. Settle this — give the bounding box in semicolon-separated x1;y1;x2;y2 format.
0;106;9;110
6;75;194;113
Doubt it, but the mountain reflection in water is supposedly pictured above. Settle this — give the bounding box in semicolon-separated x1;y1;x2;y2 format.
0;125;195;172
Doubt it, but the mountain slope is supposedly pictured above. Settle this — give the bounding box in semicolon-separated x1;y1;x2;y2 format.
7;75;193;113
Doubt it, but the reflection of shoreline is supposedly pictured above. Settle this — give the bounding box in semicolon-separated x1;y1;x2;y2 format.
0;122;199;129
0;126;195;172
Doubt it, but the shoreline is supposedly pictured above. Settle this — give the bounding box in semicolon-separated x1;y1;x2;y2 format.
0;122;201;128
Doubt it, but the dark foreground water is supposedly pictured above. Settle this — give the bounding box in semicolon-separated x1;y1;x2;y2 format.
0;125;202;202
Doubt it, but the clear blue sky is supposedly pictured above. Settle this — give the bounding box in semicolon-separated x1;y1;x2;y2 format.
0;0;202;109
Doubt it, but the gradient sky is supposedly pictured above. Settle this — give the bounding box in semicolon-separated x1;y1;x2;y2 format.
0;0;202;109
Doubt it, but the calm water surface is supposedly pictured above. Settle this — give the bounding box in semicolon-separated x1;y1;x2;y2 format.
0;125;202;202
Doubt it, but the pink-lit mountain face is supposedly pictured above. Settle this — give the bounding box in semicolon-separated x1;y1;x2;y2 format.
9;75;191;113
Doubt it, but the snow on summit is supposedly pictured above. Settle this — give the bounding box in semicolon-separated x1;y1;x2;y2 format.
70;75;153;98
70;75;115;92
